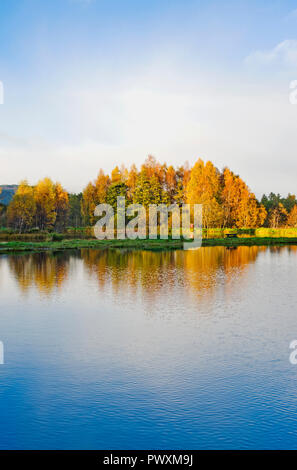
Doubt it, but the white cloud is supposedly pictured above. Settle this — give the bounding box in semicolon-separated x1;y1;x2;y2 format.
2;81;297;198
244;40;297;67
1;56;297;198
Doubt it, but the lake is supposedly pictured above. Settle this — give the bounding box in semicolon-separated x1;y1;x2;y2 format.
0;246;297;449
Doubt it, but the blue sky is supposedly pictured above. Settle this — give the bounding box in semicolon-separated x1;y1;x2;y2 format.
1;0;297;195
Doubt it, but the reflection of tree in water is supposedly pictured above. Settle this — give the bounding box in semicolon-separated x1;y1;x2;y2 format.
81;246;268;304
269;245;297;255
8;252;71;295
182;246;267;303
81;248;182;297
8;245;295;300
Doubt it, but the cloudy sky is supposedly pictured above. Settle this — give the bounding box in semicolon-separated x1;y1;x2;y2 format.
1;0;297;196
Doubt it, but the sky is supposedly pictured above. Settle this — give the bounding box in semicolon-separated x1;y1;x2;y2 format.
1;0;297;196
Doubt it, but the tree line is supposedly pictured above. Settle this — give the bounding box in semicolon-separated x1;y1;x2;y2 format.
3;156;297;232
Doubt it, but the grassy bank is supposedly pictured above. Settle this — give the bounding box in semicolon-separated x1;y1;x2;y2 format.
202;237;297;246
2;227;297;242
0;238;184;253
1;236;297;253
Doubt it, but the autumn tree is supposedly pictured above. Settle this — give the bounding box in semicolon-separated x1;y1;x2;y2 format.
222;168;266;228
203;199;224;230
3;157;278;233
54;182;69;232
175;163;190;205
141;155;157;179
287;205;297;227
165;165;177;204
134;170;168;207
95;169;109;204
269;203;288;228
141;155;167;186
187;159;220;203
186;159;223;228
120;164;129;182
111;166;122;184
7;180;36;232
127;164;138;201
106;181;128;211
261;193;296;227
34;178;56;231
81;170;110;226
81;182;96;226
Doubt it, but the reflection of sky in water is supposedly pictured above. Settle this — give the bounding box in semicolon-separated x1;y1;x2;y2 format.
0;247;297;449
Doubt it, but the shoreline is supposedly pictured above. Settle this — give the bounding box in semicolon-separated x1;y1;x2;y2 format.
1;236;297;253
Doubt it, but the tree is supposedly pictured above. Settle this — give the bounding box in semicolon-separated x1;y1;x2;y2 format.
81;182;96;226
140;155;167;186
186;159;222;228
187;159;220;204
269;203;288;228
134;171;168;207
68;193;83;228
175;163;190;205
222;168;266;228
95;169;109;204
54;182;69;232
141;155;158;179
261;193;296;226
237;195;267;228
283;194;297;212
0;203;6;228
34;178;56;231
165;165;177;203
127;164;138;201
111;166;122;184
7;180;36;232
287;205;297;227
203;198;224;229
106;182;128;211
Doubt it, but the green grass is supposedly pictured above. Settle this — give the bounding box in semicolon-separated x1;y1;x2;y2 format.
0;238;184;253
1;236;297;253
255;227;297;237
202;237;297;246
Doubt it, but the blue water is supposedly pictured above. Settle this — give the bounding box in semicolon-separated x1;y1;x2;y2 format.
0;246;297;449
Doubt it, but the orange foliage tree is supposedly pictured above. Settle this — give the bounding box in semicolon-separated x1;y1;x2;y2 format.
7;156;270;232
287;205;297;227
221;168;266;228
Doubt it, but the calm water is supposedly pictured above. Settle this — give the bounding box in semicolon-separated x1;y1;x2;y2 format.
0;246;297;449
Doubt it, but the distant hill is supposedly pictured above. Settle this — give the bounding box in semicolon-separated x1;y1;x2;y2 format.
0;185;18;205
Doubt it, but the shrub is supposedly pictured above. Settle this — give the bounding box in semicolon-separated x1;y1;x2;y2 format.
52;233;65;241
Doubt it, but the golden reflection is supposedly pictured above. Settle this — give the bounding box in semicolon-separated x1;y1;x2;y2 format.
8;252;70;294
6;245;290;299
80;246;268;303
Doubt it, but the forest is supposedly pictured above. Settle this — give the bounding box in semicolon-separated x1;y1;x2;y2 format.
2;156;297;233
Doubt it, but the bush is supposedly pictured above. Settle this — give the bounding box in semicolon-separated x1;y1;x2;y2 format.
0;227;15;234
255;228;297;238
0;233;48;241
28;227;43;233
65;226;95;239
52;233;65;241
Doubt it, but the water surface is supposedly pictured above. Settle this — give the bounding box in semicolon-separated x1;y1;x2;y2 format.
0;246;297;449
